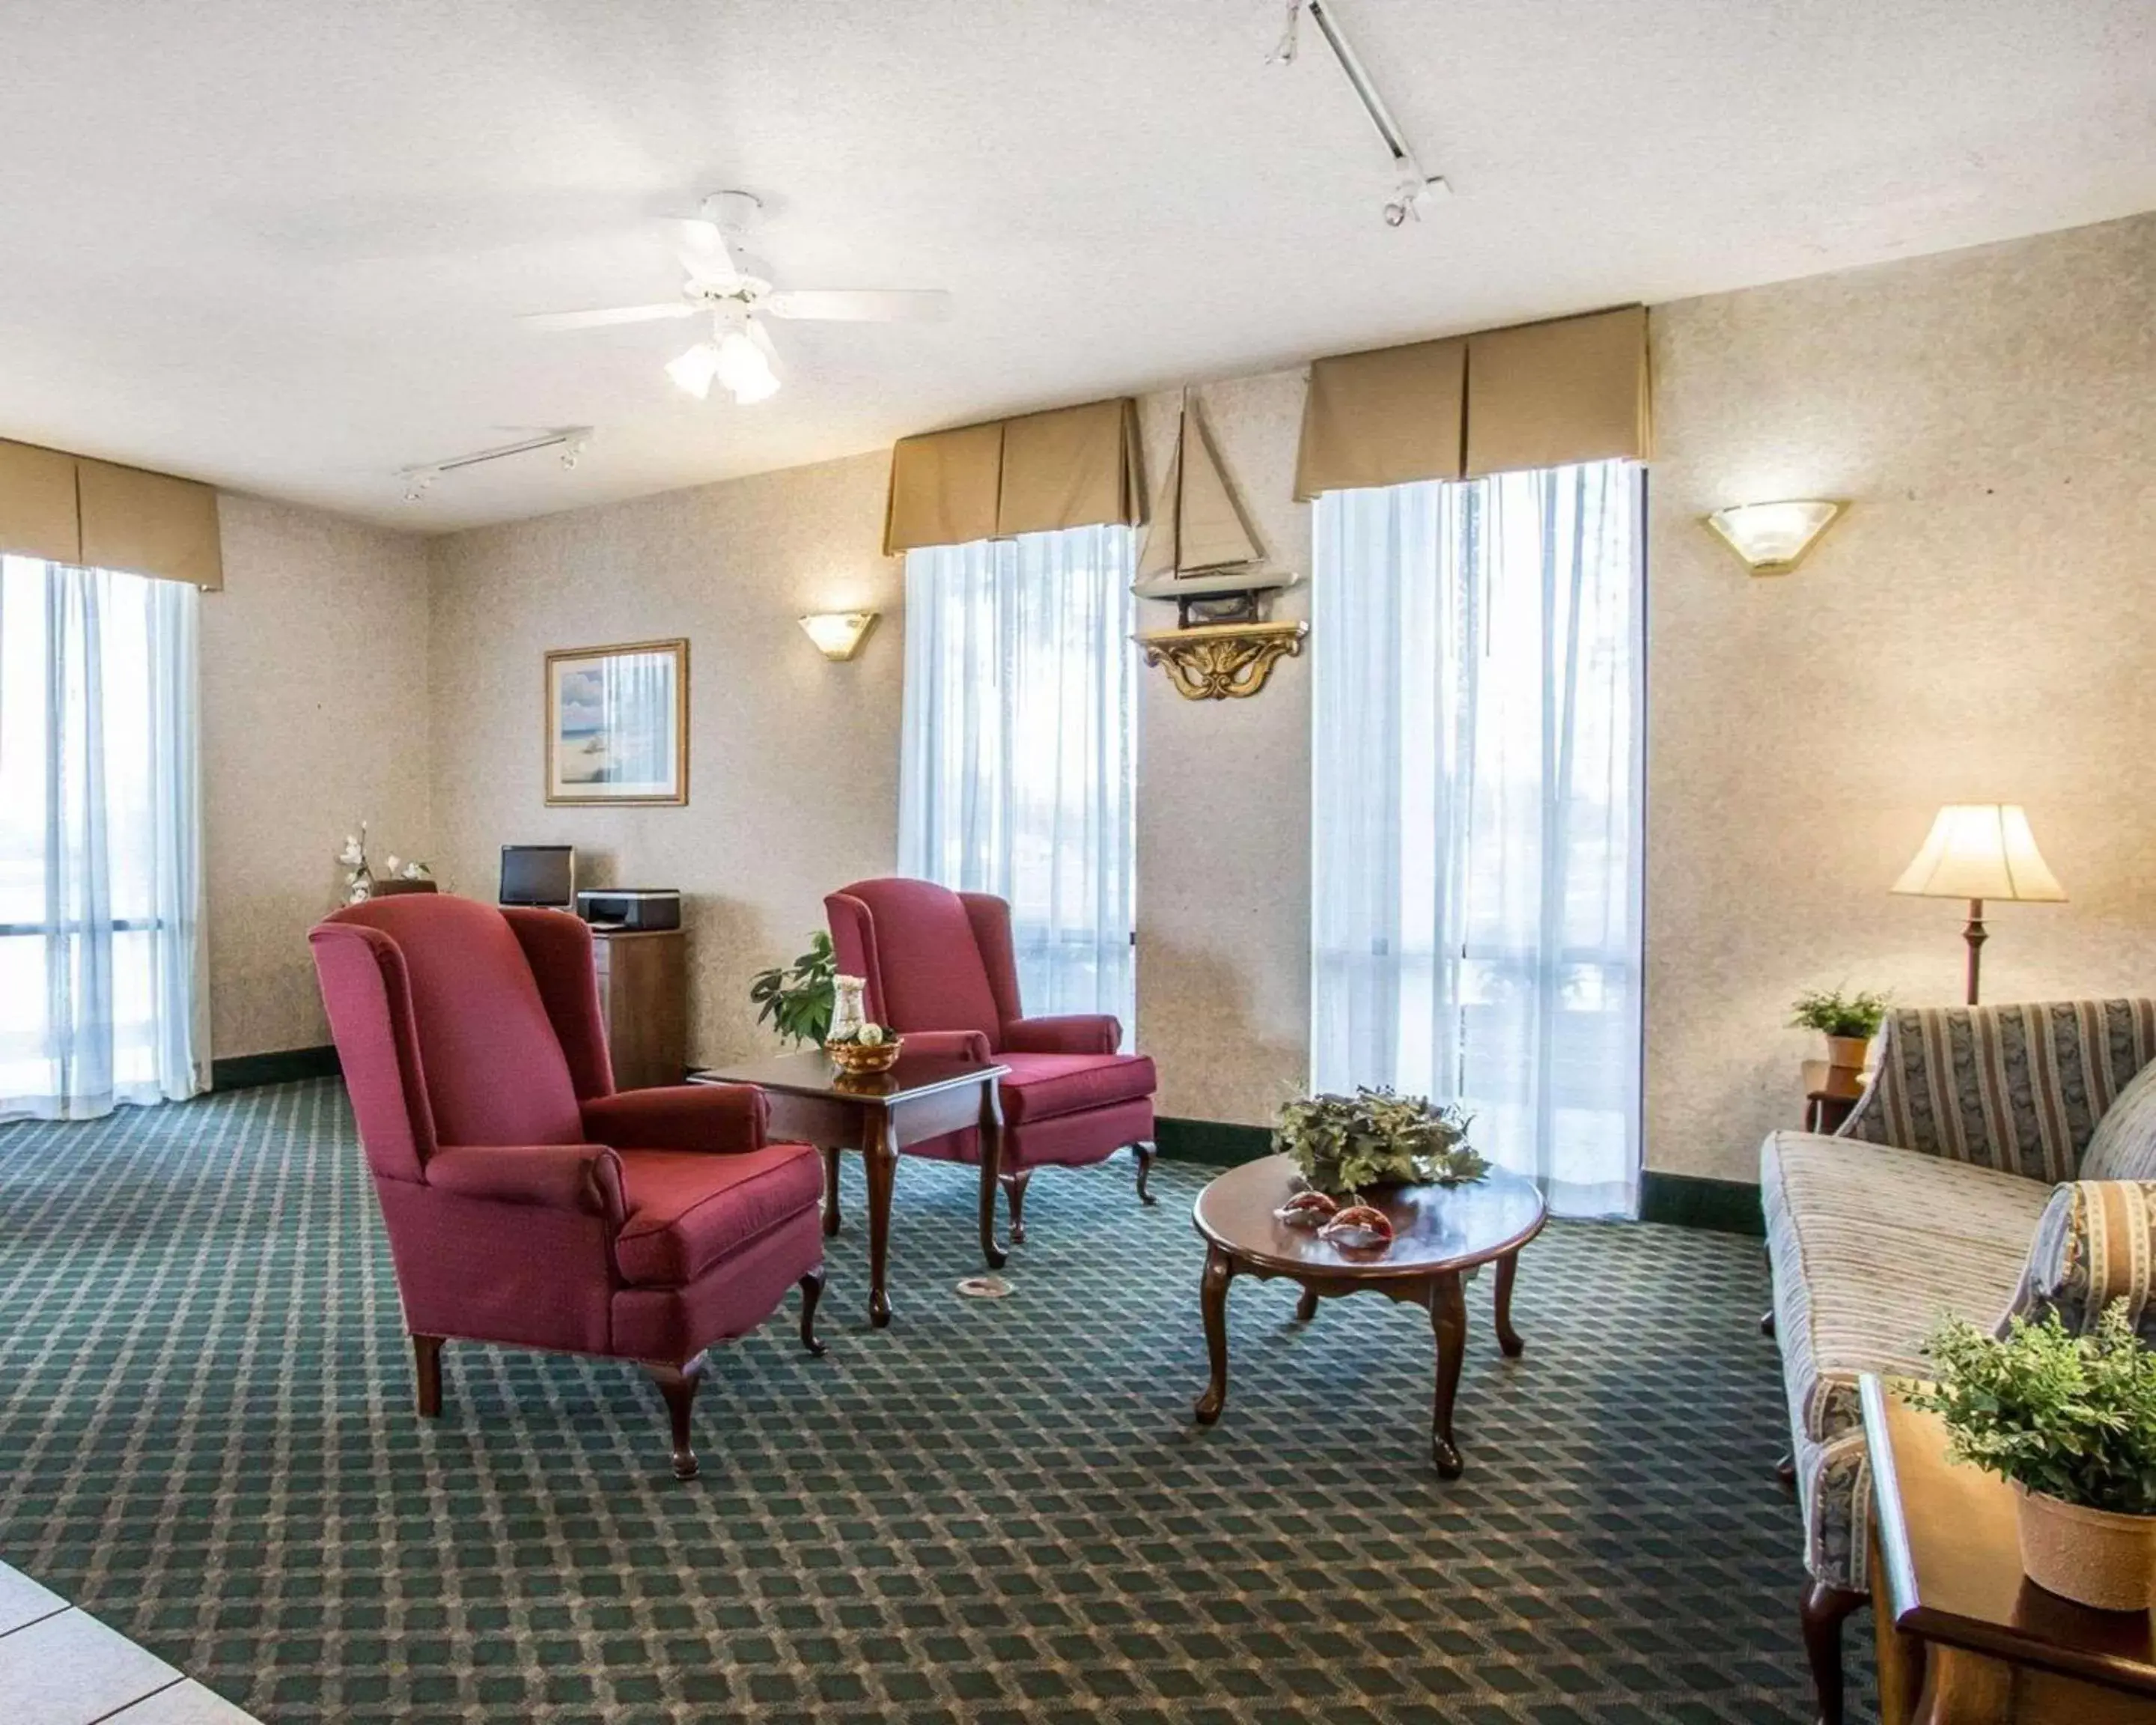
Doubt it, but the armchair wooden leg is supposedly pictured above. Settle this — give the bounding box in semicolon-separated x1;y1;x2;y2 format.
645;1356;707;1481
411;1333;443;1419
1800;1578;1866;1725
1133;1141;1157;1206
1001;1169;1031;1246
1776;1452;1797;1491
799;1268;827;1357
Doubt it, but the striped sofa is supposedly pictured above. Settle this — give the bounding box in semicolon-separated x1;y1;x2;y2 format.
1761;998;2156;1725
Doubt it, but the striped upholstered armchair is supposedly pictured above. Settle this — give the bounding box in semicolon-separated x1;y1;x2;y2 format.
1761;999;2156;1725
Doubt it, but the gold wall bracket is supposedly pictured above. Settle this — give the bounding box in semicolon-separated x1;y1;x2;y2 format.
1139;621;1309;701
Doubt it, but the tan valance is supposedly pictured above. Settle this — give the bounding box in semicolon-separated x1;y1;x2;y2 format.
883;398;1145;554
1294;305;1650;499
0;439;82;564
994;399;1144;541
0;436;223;588
1293;338;1466;500
1464;307;1650;479
882;421;1005;556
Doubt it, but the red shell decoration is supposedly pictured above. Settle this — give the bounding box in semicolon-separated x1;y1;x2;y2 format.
1274;1190;1340;1228
1318;1204;1396;1249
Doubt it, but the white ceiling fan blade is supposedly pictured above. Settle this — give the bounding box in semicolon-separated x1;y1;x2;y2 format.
521;302;696;331
674;217;743;287
762;289;951;323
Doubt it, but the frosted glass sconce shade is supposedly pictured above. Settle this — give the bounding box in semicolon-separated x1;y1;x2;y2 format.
1705;499;1845;573
798;612;879;661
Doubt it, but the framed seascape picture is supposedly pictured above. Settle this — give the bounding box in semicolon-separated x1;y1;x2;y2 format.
543;639;689;806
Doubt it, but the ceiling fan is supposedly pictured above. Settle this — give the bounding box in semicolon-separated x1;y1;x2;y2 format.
520;191;950;404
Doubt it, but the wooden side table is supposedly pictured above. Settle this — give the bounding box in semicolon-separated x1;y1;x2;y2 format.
1862;1373;2156;1724
592;927;687;1091
1803;1059;1869;1134
692;1049;1008;1329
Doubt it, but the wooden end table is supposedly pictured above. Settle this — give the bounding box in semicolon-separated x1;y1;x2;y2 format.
692;1050;1008;1329
1862;1373;2156;1724
1190;1154;1547;1477
1803;1059;1869;1134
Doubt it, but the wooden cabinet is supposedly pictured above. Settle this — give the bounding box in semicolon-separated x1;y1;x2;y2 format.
591;928;687;1091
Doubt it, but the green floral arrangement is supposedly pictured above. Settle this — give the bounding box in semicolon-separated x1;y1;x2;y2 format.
1788;987;1890;1039
1902;1303;2156;1514
749;931;837;1045
1273;1087;1487;1198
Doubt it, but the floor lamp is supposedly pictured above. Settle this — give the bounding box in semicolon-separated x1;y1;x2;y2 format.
1891;804;2065;1006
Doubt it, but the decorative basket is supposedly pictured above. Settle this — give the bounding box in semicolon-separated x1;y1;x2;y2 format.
825;1036;903;1076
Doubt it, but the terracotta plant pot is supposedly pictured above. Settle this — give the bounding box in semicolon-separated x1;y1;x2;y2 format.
1824;1035;1870;1073
2015;1485;2156;1611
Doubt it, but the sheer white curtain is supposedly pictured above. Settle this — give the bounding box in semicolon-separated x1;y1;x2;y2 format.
0;556;206;1121
1310;461;1642;1217
898;523;1136;1029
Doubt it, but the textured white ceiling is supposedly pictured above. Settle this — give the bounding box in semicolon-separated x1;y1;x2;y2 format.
1;0;2151;530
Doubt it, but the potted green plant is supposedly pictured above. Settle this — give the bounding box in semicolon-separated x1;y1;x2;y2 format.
1904;1303;2156;1610
748;931;837;1045
1273;1087;1487;1198
1788;987;1889;1072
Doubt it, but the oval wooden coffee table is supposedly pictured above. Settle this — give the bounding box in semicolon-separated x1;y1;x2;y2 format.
1192;1154;1547;1477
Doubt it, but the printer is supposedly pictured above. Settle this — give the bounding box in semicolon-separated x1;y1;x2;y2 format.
574;889;681;933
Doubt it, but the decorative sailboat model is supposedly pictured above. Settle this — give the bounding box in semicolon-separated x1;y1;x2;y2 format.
1133;395;1307;700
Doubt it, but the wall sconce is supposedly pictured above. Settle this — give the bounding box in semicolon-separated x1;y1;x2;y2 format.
1704;499;1845;574
798;612;879;661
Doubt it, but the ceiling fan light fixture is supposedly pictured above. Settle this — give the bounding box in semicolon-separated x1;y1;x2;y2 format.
713;325;779;404
664;340;721;400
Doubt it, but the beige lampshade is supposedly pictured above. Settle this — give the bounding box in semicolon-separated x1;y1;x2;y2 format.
1891;804;2065;903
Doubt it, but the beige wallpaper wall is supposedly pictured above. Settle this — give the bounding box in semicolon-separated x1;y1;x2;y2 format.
202;493;432;1056
424;454;904;1066
392;210;2153;1186
1133;374;1312;1125
1645;213;2156;1181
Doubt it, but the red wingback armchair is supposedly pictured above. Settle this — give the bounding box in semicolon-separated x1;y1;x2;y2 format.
308;894;826;1480
825;877;1157;1242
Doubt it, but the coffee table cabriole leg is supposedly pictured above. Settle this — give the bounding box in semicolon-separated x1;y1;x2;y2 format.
1195;1244;1234;1424
977;1078;1009;1271
1294;1286;1319;1322
1493;1249;1525;1357
864;1113;899;1329
1429;1271;1468;1479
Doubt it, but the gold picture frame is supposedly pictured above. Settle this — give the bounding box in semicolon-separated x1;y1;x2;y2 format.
543;638;689;806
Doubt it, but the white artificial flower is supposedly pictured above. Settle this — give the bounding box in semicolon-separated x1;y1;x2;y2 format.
385;855;401;874
859;1023;885;1047
338;839;365;867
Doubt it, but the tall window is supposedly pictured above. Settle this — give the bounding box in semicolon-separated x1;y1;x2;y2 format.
0;557;204;1121
1309;462;1642;1217
898;523;1136;1029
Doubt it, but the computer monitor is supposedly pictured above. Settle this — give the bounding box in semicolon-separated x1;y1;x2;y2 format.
499;845;574;909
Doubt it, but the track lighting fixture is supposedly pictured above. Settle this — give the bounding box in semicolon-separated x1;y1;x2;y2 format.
1270;0;1451;228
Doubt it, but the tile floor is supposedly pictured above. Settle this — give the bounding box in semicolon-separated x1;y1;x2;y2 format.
0;1559;259;1725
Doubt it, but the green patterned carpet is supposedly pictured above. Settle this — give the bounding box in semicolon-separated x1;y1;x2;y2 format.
0;1079;1851;1724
